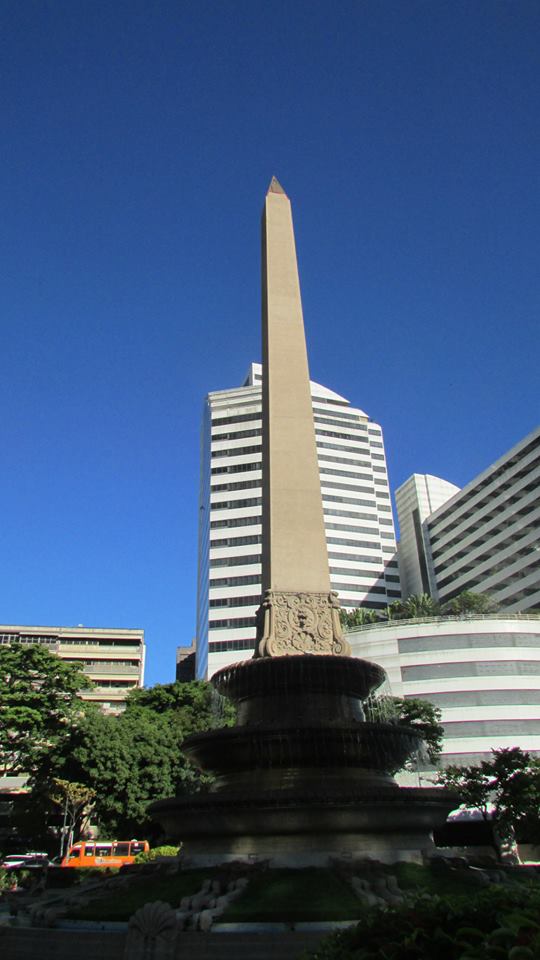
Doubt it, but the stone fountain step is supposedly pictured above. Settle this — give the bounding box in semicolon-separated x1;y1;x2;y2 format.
176;930;325;959
0;927;326;960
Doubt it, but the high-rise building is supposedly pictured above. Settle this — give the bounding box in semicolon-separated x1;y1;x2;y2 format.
396;425;540;610
396;474;460;599
0;623;145;714
196;362;400;679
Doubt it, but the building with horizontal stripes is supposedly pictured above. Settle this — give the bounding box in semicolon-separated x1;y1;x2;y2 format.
396;425;540;611
196;362;400;678
0;623;145;714
347;614;540;770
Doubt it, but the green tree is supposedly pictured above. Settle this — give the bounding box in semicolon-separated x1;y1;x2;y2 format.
437;747;540;859
34;681;231;839
364;696;444;765
0;643;91;777
340;607;379;629
401;593;440;618
440;591;499;616
125;679;235;731
50;779;96;856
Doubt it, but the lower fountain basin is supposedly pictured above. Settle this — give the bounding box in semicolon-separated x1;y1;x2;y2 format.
184;722;422;776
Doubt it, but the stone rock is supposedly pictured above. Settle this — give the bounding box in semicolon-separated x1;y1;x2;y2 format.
179;896;191;910
211;879;221;894
199;908;219;932
190;893;212;912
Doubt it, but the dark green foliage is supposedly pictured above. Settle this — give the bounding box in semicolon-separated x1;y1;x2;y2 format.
67;869;209;921
441;591;499;616
437;748;540;852
341;591;496;631
134;845;180;862
125;679;236;731
340;607;379;628
220;868;366;923
364;696;444;765
31;680;232;839
305;883;540;960
0;643;91;777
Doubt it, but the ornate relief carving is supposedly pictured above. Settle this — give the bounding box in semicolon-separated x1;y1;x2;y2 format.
255;590;351;658
125;900;178;959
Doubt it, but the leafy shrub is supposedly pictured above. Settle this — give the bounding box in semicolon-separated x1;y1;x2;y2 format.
134;845;181;863
304;883;540;960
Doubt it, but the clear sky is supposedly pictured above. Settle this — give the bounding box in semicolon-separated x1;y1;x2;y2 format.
2;1;539;685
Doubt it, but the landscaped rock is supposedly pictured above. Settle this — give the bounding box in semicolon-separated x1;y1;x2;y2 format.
199;908;220;932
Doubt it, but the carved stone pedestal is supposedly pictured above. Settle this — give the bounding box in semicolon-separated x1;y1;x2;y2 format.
255;589;351;658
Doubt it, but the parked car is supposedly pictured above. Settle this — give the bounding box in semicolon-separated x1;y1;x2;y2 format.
1;852;49;870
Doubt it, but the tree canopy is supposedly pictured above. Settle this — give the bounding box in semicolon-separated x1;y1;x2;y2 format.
32;680;232;839
0;643;91;778
341;591;498;630
364;695;444;766
437;747;540;857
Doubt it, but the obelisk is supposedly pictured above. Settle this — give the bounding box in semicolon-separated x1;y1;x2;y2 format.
255;177;350;658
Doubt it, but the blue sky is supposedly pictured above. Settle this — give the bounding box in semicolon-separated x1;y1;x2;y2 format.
2;1;539;685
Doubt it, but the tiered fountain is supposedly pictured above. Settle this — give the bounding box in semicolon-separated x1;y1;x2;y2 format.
151;648;455;864
150;178;456;864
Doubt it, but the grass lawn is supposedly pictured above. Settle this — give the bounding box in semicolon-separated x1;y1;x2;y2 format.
383;861;507;898
68;869;209;921
220;869;366;923
66;862;523;924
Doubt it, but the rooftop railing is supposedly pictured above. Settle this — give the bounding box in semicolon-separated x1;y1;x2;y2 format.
345;611;540;633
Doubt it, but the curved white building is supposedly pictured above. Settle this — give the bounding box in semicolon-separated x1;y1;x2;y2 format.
348;614;540;768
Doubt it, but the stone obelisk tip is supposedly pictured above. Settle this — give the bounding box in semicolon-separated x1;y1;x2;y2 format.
256;175;349;659
267;176;287;196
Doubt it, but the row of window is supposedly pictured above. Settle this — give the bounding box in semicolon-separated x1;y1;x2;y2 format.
330;567;387;593
209;595;260;608
212;444;261;459
328;550;383;563
211;479;261;492
443;719;540;738
212;428;262;441
319;467;372;481
327;536;383;549
211;461;260;475
314;415;367;430
398;632;540;655
403;660;540;681
211;515;260;528
212;412;262;427
210;574;260;587
316;429;369;444
210;534;261;548
212;496;262;509
209;637;256;652
426;688;540;707
209;616;257;629
324;508;377;521
210;555;261;567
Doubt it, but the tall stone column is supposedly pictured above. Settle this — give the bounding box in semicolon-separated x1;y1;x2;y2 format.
255;178;349;658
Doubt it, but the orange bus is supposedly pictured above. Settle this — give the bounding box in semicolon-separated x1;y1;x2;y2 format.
61;839;149;868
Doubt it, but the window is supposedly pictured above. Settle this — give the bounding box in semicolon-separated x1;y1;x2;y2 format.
114;842;130;856
95;844;112;857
